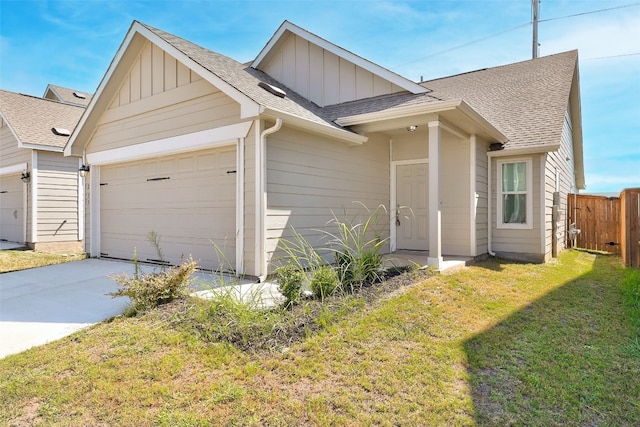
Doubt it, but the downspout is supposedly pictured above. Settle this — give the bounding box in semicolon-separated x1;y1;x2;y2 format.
257;118;282;282
487;151;496;256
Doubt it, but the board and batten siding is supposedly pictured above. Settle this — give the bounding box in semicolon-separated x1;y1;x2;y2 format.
259;33;404;107
491;153;545;261
36;152;80;243
265;127;390;270
544;105;576;257
87;42;241;155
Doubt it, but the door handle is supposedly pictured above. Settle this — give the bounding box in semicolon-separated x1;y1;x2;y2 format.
396;204;401;226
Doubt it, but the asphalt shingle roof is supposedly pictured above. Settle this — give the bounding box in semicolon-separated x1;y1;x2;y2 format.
0;90;85;149
422;50;578;150
141;22;578;151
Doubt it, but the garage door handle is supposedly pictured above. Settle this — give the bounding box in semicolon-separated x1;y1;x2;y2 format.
147;177;170;182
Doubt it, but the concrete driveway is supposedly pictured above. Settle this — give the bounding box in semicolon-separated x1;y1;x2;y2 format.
0;258;137;359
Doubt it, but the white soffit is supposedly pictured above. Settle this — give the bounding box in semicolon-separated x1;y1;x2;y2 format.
252;21;428;95
86;121;252;165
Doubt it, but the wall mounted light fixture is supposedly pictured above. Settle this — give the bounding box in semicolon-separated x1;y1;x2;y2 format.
21;172;30;183
79;164;90;177
406;125;418;132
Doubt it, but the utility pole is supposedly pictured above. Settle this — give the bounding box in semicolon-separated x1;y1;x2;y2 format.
532;0;540;59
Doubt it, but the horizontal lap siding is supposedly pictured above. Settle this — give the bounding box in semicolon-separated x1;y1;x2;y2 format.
0;124;29;168
36;152;79;242
441;135;472;256
475;139;490;256
89;87;240;154
548;107;576;255
266;127;389;268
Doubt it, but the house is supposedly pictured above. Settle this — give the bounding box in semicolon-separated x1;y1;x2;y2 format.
64;20;584;277
0;86;89;250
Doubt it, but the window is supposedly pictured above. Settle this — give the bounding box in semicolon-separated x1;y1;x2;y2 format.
497;158;533;229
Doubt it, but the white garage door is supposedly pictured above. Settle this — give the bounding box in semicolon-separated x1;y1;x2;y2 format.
100;146;236;271
0;173;24;244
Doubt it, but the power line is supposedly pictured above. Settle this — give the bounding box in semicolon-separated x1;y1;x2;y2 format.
391;22;530;69
391;2;640;70
584;52;640;61
539;2;640;23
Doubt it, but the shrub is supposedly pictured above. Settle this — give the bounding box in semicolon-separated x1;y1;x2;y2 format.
109;257;197;313
275;264;305;308
311;265;340;300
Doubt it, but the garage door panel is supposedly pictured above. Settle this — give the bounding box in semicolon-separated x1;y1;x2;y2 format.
0;174;24;243
100;147;236;270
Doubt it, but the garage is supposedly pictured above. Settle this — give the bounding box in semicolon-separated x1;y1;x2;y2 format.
99;146;236;271
0;173;25;244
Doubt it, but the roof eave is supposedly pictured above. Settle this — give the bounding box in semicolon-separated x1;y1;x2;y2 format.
252;21;427;95
261;107;368;145
487;144;562;157
336;99;508;143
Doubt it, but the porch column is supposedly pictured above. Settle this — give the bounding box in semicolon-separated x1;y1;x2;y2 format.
428;121;443;269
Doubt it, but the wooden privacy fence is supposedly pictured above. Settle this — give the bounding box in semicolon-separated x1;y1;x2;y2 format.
620;188;640;268
568;189;640;267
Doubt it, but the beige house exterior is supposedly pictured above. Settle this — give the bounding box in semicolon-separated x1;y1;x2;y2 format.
0;87;90;250
65;21;585;277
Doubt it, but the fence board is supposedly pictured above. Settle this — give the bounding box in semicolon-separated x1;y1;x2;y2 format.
567;194;621;254
621;188;640;268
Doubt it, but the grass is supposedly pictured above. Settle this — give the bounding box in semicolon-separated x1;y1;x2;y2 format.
0;247;85;273
1;250;638;426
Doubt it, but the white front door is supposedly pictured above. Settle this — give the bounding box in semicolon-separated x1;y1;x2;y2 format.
396;163;428;250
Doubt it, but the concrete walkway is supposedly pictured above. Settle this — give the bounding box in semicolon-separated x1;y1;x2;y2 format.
0;258;277;359
0;259;136;358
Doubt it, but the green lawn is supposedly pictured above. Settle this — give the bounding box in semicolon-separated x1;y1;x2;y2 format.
1;251;638;426
0;248;84;273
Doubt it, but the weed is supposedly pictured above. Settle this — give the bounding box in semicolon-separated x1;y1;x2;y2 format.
108;232;196;313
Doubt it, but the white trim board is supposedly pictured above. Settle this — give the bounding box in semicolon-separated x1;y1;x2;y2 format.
0;163;28;176
86;122;252;166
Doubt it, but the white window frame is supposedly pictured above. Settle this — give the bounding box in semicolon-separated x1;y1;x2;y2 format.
497;157;533;229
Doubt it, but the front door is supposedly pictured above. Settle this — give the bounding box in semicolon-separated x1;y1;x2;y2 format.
396;163;428;250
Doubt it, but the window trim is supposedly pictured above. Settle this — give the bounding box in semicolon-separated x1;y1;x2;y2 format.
497;157;533;229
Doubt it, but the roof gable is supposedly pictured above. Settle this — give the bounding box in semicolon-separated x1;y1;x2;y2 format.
251;21;427;107
43;84;92;107
0;90;84;150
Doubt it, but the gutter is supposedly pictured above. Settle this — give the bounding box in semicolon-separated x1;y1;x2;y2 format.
256;117;283;282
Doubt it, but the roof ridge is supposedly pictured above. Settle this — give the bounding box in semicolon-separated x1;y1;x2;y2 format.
422;49;578;84
0;89;85;109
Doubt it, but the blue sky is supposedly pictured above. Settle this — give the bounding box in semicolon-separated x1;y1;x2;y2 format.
1;0;638;193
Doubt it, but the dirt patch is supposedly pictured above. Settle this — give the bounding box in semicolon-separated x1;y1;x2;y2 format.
8;398;43;427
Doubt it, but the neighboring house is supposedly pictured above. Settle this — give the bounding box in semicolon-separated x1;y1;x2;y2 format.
43;84;93;107
0;87;89;250
64;20;584;277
